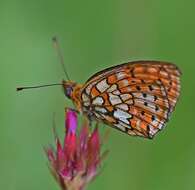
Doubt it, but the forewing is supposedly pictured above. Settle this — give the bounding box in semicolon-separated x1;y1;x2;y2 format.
80;61;181;139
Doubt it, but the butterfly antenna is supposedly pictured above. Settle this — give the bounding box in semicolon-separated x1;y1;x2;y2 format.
16;83;62;91
52;36;70;81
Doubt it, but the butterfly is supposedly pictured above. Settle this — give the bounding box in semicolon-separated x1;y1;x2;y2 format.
62;60;181;139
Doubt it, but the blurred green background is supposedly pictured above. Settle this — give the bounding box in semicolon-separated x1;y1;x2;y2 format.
0;0;194;189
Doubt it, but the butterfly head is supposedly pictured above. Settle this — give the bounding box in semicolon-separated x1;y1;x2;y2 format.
62;80;77;99
62;80;83;112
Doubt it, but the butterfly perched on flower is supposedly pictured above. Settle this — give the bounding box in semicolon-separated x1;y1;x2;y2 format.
62;60;181;139
17;38;181;139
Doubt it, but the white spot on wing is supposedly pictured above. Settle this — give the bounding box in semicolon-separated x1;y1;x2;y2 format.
128;130;136;136
120;94;131;101
113;109;132;124
109;93;122;105
148;67;158;73
171;75;180;82
158;122;165;130
147;103;156;111
113;90;120;95
133;93;158;103
116;104;129;111
175;70;180;76
126;87;131;92
95;107;107;113
132;93;142;98
107;84;117;93
125;99;133;105
149;125;159;137
160;86;166;96
85;81;97;95
83;102;90;106
82;93;89;102
116;72;126;80
96;79;110;93
151;119;159;127
92;96;104;105
120;79;129;87
145;94;154;101
114;123;126;131
118;121;131;129
136;99;156;111
136;119;141;129
160;70;168;78
169;97;177;104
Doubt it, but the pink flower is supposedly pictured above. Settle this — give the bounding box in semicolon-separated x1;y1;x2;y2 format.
45;109;108;190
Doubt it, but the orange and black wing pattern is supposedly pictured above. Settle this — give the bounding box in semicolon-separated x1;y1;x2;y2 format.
80;61;181;139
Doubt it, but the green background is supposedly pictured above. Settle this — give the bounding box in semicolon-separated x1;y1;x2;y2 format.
0;0;194;189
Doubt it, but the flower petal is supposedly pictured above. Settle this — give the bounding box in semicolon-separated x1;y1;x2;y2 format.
46;110;108;190
65;109;77;134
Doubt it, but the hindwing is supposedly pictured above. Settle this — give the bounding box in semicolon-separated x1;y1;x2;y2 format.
80;61;181;139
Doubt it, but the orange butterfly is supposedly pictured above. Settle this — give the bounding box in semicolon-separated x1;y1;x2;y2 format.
62;61;181;139
17;38;181;139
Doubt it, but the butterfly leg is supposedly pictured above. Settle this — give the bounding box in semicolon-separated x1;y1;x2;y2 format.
64;106;79;114
86;114;93;127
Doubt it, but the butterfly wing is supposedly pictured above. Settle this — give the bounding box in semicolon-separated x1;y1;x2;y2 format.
80;61;181;139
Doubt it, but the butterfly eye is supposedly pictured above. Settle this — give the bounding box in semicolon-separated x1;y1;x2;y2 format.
64;86;73;99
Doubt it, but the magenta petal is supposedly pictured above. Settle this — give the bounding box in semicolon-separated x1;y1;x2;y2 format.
60;167;72;179
75;156;84;172
86;127;101;173
79;125;89;151
90;127;100;154
66;109;78;134
56;138;64;161
46;148;55;162
64;133;76;158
